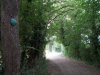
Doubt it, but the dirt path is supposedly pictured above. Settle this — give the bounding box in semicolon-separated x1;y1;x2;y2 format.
48;60;62;75
48;54;100;75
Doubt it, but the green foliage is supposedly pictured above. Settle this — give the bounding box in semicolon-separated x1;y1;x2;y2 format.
0;0;100;74
47;0;100;67
19;0;52;66
21;57;48;75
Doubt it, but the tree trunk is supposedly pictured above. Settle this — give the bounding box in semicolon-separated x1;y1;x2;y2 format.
1;0;20;75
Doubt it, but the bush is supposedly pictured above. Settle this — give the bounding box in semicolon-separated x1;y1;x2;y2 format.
21;57;48;75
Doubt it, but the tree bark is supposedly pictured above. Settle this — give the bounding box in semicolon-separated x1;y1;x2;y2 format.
1;0;20;75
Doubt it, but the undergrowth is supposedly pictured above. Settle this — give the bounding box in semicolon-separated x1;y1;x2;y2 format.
63;49;100;68
21;57;48;75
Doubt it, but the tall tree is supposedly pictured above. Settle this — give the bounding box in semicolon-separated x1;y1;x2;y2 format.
1;0;20;75
20;0;52;68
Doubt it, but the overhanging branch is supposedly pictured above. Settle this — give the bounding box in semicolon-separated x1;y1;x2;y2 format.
48;8;74;24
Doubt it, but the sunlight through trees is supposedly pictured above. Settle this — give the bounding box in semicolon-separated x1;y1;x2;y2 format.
0;0;100;75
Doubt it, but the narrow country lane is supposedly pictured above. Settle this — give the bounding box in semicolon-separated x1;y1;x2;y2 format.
48;53;100;75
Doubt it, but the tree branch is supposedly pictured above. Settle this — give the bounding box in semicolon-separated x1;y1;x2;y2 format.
48;8;74;25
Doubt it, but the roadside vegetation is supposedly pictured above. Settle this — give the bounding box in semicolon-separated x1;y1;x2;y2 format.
0;0;100;75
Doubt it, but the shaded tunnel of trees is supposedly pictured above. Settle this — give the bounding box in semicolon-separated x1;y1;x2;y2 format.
0;0;100;75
